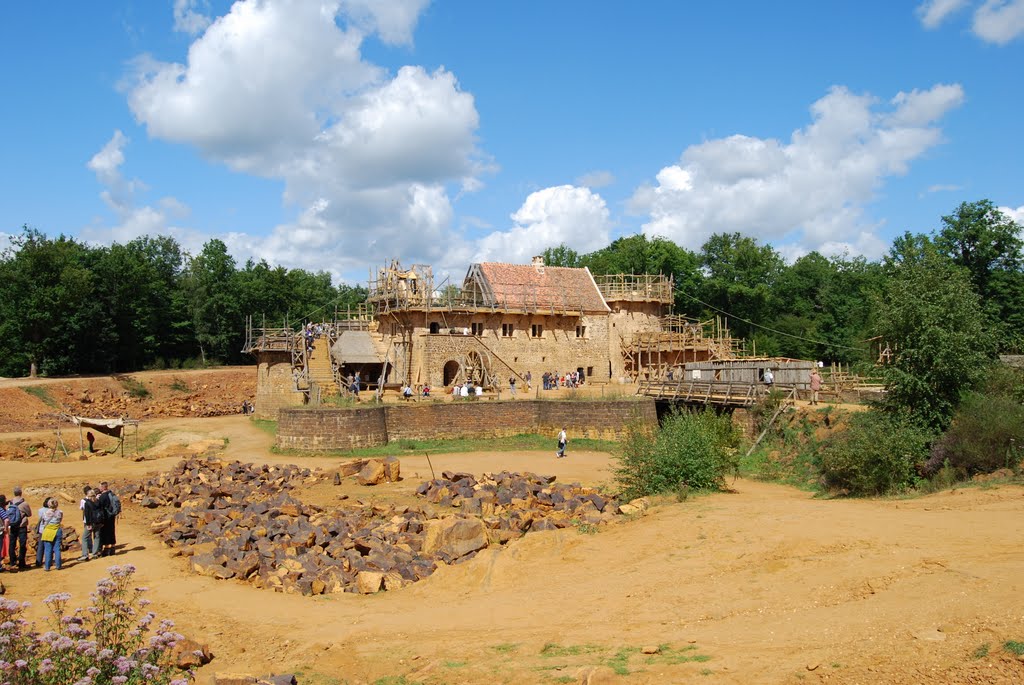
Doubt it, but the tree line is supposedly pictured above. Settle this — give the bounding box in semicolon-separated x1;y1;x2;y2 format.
3;199;1020;408
0;231;366;377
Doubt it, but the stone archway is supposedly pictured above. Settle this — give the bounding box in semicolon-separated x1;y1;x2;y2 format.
443;360;460;386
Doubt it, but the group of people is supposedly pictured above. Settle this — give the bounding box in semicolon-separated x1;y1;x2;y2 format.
761;366;824;405
303;322;323;353
0;482;121;572
542;370;583;390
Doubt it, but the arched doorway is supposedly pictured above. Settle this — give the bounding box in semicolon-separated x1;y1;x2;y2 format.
443;360;460;386
429;322;440;334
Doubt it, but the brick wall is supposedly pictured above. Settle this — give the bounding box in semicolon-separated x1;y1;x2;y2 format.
277;398;656;451
254;351;305;420
277;405;389;451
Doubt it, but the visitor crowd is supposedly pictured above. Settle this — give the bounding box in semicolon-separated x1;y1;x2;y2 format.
0;482;122;572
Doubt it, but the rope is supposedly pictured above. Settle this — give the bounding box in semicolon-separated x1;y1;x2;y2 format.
674;288;868;353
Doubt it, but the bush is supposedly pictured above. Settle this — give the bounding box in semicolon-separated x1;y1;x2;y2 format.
925;390;1024;477
0;565;192;685
614;408;737;500
817;410;932;496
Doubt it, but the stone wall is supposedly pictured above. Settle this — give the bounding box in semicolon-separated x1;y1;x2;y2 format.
277;405;388;451
254;351;305;420
277;398;656;451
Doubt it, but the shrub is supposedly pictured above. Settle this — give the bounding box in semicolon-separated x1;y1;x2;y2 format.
118;376;150;399
0;565;192;685
925;390;1024;477
614;408;737;499
817;410;932;496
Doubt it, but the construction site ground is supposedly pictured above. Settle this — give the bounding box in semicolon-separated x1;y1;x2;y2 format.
0;368;1021;684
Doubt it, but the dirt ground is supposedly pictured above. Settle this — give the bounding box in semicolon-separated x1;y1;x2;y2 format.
1;371;1023;684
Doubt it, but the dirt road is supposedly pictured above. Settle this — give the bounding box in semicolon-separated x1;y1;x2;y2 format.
3;413;1023;684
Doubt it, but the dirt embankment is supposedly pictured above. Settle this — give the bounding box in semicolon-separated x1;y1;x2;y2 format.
0;367;255;457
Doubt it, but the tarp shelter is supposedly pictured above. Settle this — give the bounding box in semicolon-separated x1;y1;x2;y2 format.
70;416;127;438
49;414;141;459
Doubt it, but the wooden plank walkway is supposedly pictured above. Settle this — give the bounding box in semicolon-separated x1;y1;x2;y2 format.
637;380;776;407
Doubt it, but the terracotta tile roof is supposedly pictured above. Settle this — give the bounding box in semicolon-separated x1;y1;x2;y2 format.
472;263;610;313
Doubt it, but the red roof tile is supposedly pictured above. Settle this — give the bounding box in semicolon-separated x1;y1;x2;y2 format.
471;263;609;313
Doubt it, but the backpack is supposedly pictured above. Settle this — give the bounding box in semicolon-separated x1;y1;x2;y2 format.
6;502;22;528
106;491;122;517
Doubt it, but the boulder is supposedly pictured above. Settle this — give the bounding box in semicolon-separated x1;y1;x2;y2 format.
357;460;386;486
171;637;213;669
383;456;401;482
356;571;385;594
421;517;487;559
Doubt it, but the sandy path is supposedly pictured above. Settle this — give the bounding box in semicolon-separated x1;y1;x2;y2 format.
3;416;1023;684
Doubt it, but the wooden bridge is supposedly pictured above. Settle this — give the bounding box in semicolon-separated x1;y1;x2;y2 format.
637;379;795;408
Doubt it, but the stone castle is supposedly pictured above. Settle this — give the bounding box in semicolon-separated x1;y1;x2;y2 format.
244;257;741;419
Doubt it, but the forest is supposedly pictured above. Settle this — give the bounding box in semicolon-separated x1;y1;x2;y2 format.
1;199;1020;396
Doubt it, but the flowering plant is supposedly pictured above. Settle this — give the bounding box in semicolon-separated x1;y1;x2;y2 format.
0;565;192;685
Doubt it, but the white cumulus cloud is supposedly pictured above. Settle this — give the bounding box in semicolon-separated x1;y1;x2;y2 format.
173;0;211;35
916;0;970;28
916;0;1024;44
1000;204;1024;224
117;0;485;281
973;0;1024;44
628;84;965;259
472;186;612;264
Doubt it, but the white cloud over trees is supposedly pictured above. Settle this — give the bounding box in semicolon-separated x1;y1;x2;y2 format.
628;84;965;259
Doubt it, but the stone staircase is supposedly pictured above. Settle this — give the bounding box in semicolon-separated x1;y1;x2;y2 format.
306;337;339;397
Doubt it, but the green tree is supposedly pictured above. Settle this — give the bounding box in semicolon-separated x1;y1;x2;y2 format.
935;199;1024;350
0;228;97;377
183;239;240;364
697;232;783;340
542;243;582;267
878;235;996;430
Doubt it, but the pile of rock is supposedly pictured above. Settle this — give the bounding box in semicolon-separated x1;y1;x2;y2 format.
416;470;621;542
133;457;626;596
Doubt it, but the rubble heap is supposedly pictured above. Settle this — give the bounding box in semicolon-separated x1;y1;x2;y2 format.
132;457;624;595
416;470;620;543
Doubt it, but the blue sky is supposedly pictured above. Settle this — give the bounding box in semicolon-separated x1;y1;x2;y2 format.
2;1;1022;284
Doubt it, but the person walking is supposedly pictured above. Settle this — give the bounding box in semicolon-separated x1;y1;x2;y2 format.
509;377;517;398
556;427;568;458
79;489;104;561
7;486;31;571
38;497;64;571
97;482;119;557
809;368;822;405
0;495;8;571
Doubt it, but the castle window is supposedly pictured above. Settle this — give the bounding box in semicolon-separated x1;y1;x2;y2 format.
531;324;543;338
576;325;586;338
502;323;514;337
429;322;440;334
471;322;484;336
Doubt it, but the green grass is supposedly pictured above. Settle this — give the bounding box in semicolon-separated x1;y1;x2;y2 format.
136;429;168;453
294;671;344;685
1004;640;1024;656
272;433;618;459
252;418;277;436
117;375;151;399
643;644;712;666
23;385;58;408
168;377;190;393
972;643;990;659
373;677;423;685
605;647;638;675
540;643;603;658
492;643;520;654
442;660;467;668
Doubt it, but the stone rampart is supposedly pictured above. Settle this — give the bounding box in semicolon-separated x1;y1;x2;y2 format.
277;398;655;451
